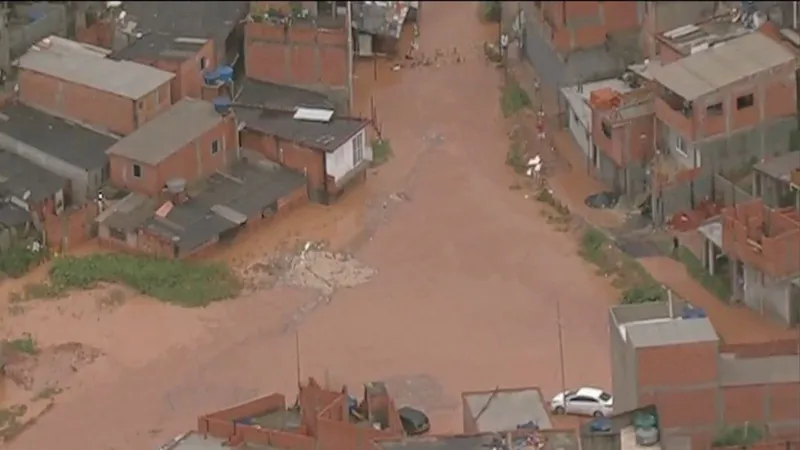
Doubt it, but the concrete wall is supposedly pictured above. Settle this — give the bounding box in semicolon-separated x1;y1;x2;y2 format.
536;2;640;54
244;20;351;113
0;132;99;204
742;264;796;326
641;1;721;60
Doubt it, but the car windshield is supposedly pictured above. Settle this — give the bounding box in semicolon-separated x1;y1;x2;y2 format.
565;389;578;397
599;392;612;402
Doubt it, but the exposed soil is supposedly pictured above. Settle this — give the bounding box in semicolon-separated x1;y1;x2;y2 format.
2;4;623;449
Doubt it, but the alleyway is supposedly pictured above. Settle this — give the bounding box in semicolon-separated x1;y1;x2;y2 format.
5;3;619;449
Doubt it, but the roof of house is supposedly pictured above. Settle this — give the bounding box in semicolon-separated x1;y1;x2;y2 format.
753;151;800;182
236;79;367;152
0;150;66;203
462;388;553;432
0;203;32;228
145;160;305;254
0;103;117;171
621;316;719;348
105;98;224;165
110;2;249;61
650;32;796;101
17;36;174;100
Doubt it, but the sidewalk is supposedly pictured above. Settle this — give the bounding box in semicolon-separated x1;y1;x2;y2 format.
507;56;798;347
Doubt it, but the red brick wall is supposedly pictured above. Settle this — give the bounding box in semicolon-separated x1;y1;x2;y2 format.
536;2;639;53
241;130;324;192
637;342;719;387
244;20;350;111
109;116;238;196
18;69;170;136
42;201;98;252
134;40;217;104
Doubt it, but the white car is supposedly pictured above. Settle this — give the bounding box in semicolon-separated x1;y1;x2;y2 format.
550;387;613;417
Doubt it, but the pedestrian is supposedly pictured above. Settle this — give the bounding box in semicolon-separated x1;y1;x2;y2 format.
672;236;679;256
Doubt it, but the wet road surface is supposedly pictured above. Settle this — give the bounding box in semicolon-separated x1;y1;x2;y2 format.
5;3;618;448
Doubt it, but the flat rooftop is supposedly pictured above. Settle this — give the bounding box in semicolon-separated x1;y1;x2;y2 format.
106;98;223;165
462;388;553;432
753;152;800;182
0;150;66;203
561;78;633;131
237;79;367;153
0;103;116;171
650;32;796;101
110;2;249;61
378;432;579;450
659;16;752;56
17;36;174;100
144;159;306;255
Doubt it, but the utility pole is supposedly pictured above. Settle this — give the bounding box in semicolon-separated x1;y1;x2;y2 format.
295;329;302;389
556;298;567;398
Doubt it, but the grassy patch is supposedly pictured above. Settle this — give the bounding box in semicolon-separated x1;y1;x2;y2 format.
0;404;27;442
579;228;665;304
674;246;731;301
33;254;242;307
4;333;38;355
0;242;47;278
370;138;393;167
479;1;501;22
505;140;526;173
712;424;764;448
32;387;62;401
500;78;531;117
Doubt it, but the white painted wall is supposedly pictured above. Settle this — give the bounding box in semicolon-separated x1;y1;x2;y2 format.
325;129;371;182
567;106;591;157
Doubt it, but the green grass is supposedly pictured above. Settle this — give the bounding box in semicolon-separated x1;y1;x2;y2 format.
0;242;47;278
500;79;531;117
371;138;393;167
674;246;731;301
4;333;38;355
579;228;665;304
712;424;764;448
505;140;526;173
36;254;242;307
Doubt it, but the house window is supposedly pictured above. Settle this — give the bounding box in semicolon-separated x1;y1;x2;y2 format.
706;102;723;116
132;163;142;178
675;135;688;157
200;57;208;70
137;100;143;110
353;132;365;164
601;121;612;139
211;140;220;154
736;93;754;110
154;88;160;105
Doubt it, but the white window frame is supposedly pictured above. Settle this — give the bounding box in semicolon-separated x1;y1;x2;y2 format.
353;132;364;165
674;135;688;158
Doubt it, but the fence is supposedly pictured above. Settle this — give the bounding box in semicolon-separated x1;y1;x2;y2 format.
653;173;754;226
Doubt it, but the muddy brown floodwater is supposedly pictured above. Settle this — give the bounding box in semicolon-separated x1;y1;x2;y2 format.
3;3;619;449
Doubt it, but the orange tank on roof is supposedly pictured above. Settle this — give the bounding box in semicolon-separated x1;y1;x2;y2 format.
589;87;621;110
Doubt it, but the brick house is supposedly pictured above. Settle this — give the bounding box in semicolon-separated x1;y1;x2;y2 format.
236;79;370;204
610;300;800;449
106;98;238;196
104;2;249;104
245;4;352;113
16;36;174;136
518;1;642;98
188;378;404;449
648;31;798;224
640;1;723;60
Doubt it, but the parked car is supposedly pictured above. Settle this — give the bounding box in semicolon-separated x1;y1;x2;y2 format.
398;406;430;435
550;387;613;417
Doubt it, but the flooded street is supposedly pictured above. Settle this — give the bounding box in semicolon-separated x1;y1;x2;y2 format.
3;3;619;449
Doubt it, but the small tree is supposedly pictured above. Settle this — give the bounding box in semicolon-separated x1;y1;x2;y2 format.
712;424;764;448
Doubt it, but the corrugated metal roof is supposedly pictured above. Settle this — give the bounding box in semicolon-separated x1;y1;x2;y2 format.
623;317;719;348
650;32;796;101
18;36;174;100
106;98;223;165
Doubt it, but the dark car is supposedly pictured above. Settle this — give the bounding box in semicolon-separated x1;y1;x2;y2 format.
398;406;430;436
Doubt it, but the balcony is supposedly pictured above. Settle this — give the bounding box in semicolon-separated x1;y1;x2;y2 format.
721;199;800;278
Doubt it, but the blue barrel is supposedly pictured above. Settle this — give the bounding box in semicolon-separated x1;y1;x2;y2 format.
213;96;233;115
203;69;220;85
681;306;707;320
217;66;234;83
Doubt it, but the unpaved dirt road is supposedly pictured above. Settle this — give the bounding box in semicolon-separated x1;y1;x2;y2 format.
4;3;618;449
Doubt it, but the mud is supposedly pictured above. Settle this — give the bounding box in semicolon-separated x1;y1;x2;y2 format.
3;4;621;449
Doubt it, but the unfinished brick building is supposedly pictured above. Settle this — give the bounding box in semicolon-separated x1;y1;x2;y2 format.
187;378;404;449
610;300;800;449
518;1;642;96
721;198;800;326
245;2;353;113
